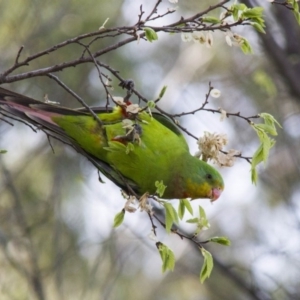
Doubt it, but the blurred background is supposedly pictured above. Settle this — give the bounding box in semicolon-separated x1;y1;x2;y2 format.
0;0;299;299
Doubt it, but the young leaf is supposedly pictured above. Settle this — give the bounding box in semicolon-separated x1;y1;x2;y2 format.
164;202;179;233
202;16;220;24
113;209;125;228
155;180;167;197
143;27;158;42
293;10;300;25
254;123;277;136
182;198;193;215
186;217;199;224
251;143;264;168
200;248;214;283
242;7;264;19
210;236;231;246
251;22;266;34
240;38;253;54
197;206;210;232
259;113;282;132
251;167;258;184
178;200;185;220
159;85;168;99
235;3;247;11
199;205;206;219
157;242;175;272
253;70;277;97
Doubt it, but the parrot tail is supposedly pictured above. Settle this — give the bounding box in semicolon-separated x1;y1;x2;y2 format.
0;87;139;193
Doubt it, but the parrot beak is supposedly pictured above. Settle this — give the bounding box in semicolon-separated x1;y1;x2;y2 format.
209;187;223;202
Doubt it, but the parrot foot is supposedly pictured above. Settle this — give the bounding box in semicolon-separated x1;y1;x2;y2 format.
112;123;142;145
119;79;135;103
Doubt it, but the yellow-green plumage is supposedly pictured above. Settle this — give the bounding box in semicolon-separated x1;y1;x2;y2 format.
0;87;224;200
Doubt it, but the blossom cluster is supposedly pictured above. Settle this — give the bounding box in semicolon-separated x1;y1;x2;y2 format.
196;132;240;167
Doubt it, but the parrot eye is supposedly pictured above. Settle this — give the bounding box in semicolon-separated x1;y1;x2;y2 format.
206;173;213;180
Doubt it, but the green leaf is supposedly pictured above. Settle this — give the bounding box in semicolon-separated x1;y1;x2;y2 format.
197;206;210;233
291;0;300;24
210;236;231;246
251;143;264;168
171;205;179;224
186;206;210;235
143;27;158;42
254;123;277;136
293;10;300;25
251;167;258;184
253;71;277;97
232;6;239;21
242;7;264;19
230;3;247;21
164;204;173;233
113;209;125;228
186;217;199;224
178;200;185;220
252;123;276;166
157;242;175;272
155;180;167;197
200;248;214;283
259;113;282;132
199;205;206;219
178;199;193;220
182;198;193;215
251;22;265;34
159;85;168;99
240;38;253;54
202;16;220;24
164;202;179;233
292;0;299;11
242;7;265;29
235;3;247;11
262;135;272;163
0;150;7;154
250;113;279;184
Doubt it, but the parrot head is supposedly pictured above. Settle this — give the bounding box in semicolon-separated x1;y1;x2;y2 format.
182;158;224;201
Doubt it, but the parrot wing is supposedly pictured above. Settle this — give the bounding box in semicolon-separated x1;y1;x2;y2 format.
0;87;188;195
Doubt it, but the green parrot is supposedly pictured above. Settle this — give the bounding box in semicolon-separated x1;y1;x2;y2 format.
0;87;224;200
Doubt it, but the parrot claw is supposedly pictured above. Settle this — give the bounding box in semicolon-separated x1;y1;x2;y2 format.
112;123;143;145
119;79;135;103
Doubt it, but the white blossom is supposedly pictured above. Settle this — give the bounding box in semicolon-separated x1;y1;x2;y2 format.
126;103;140;114
139;192;152;214
211;88;221;98
225;34;232;46
206;31;213;48
148;230;158;242
181;32;193;42
224;30;245;47
219;108;227;121
124;196;137;213
197;132;228;161
112;96;125;106
196;132;239;167
192;31;206;44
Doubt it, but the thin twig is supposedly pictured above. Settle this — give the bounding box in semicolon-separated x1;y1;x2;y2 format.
47;73;103;126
